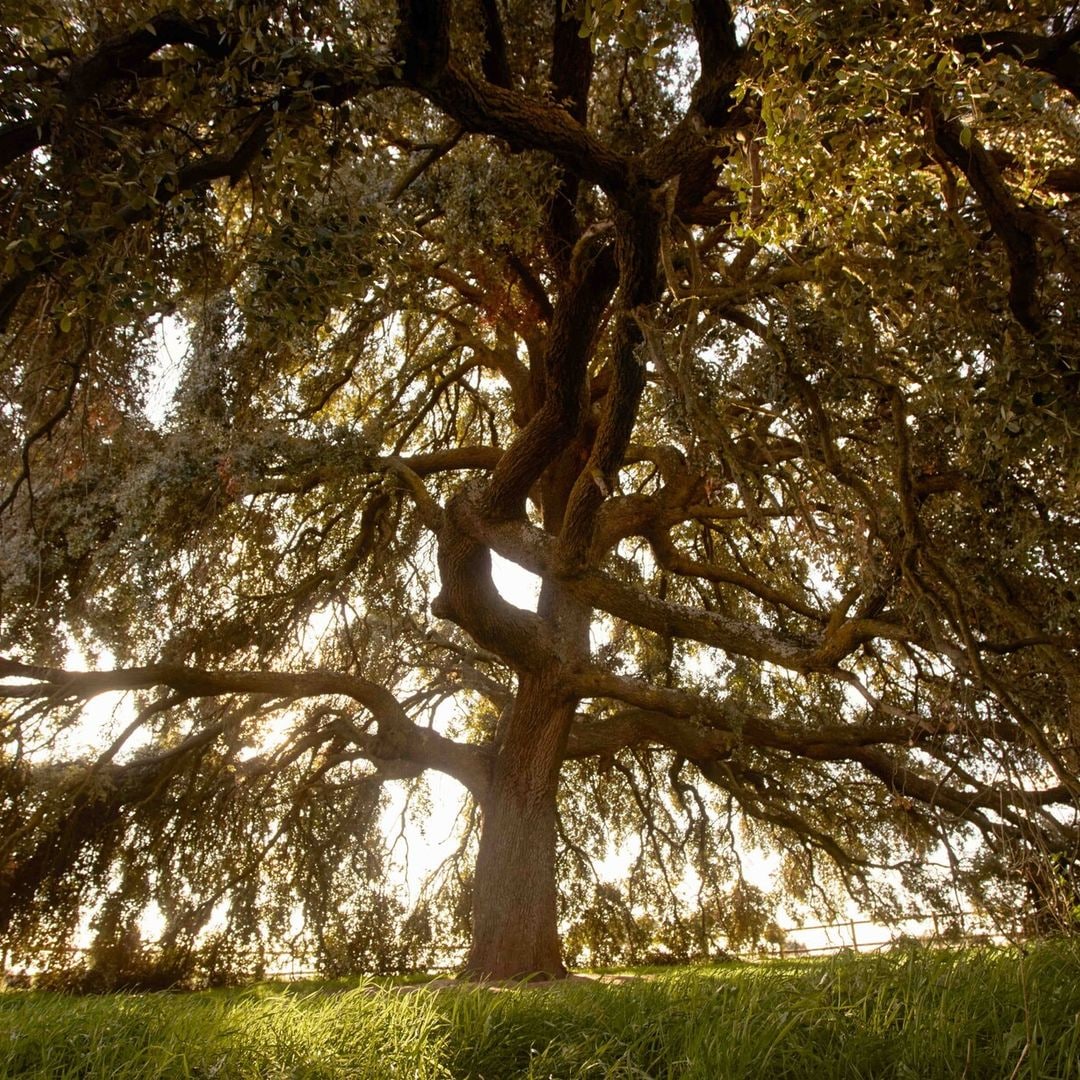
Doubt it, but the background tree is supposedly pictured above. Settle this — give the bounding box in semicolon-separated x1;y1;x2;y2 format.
0;0;1077;980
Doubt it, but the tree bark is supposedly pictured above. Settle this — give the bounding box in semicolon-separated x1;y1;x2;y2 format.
464;667;577;979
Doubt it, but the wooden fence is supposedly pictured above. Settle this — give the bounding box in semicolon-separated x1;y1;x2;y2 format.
770;909;1017;959
243;909;1022;977
3;909;1024;984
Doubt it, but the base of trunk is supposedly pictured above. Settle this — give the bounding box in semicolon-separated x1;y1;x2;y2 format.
461;949;569;983
463;669;578;980
458;963;568;983
463;812;568;980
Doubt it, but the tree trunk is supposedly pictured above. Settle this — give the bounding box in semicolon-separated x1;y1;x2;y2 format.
464;668;576;979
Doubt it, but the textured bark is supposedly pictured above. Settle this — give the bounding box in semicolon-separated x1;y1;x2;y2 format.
465;671;576;979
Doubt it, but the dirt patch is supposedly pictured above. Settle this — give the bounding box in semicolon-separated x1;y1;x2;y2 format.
383;973;650;994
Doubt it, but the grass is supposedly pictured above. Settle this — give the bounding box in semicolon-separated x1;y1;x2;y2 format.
2;942;1080;1078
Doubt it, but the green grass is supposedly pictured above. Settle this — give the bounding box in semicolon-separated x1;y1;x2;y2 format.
3;942;1080;1078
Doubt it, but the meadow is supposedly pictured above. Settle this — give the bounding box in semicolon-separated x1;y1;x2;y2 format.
2;942;1079;1079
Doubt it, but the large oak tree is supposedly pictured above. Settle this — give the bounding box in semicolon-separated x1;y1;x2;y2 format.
1;0;1078;979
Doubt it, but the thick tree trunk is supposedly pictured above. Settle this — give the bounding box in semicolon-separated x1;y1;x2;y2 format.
464;668;577;979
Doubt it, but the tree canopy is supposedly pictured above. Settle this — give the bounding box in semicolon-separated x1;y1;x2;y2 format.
1;0;1078;981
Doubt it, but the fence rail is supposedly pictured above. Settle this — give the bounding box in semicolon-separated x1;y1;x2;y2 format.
253;909;1019;977
771;909;1019;959
3;909;1027;984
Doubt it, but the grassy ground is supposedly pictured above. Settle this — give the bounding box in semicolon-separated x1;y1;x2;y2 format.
3;942;1079;1078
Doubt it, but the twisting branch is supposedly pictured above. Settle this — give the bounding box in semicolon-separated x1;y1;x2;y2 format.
952;27;1080;99
925;100;1047;332
546;0;596;269
479;238;618;520
0;10;237;172
0;657;488;795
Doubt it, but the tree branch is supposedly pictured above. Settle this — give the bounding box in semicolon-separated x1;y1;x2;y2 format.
0;10;237;172
464;509;913;672
546;0;595;268
479;238;618;519
925;100;1046;332
0;657;488;795
953;27;1080;99
416;63;632;196
396;0;452;86
479;0;513;88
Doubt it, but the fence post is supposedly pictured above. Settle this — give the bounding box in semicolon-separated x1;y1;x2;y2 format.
850;920;858;951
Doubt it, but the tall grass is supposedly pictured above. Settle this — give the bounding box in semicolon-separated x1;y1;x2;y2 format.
3;942;1079;1078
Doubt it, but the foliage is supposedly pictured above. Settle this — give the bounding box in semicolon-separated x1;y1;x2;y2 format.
0;0;1078;976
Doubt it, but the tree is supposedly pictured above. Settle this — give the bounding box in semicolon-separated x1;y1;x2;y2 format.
0;0;1077;981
